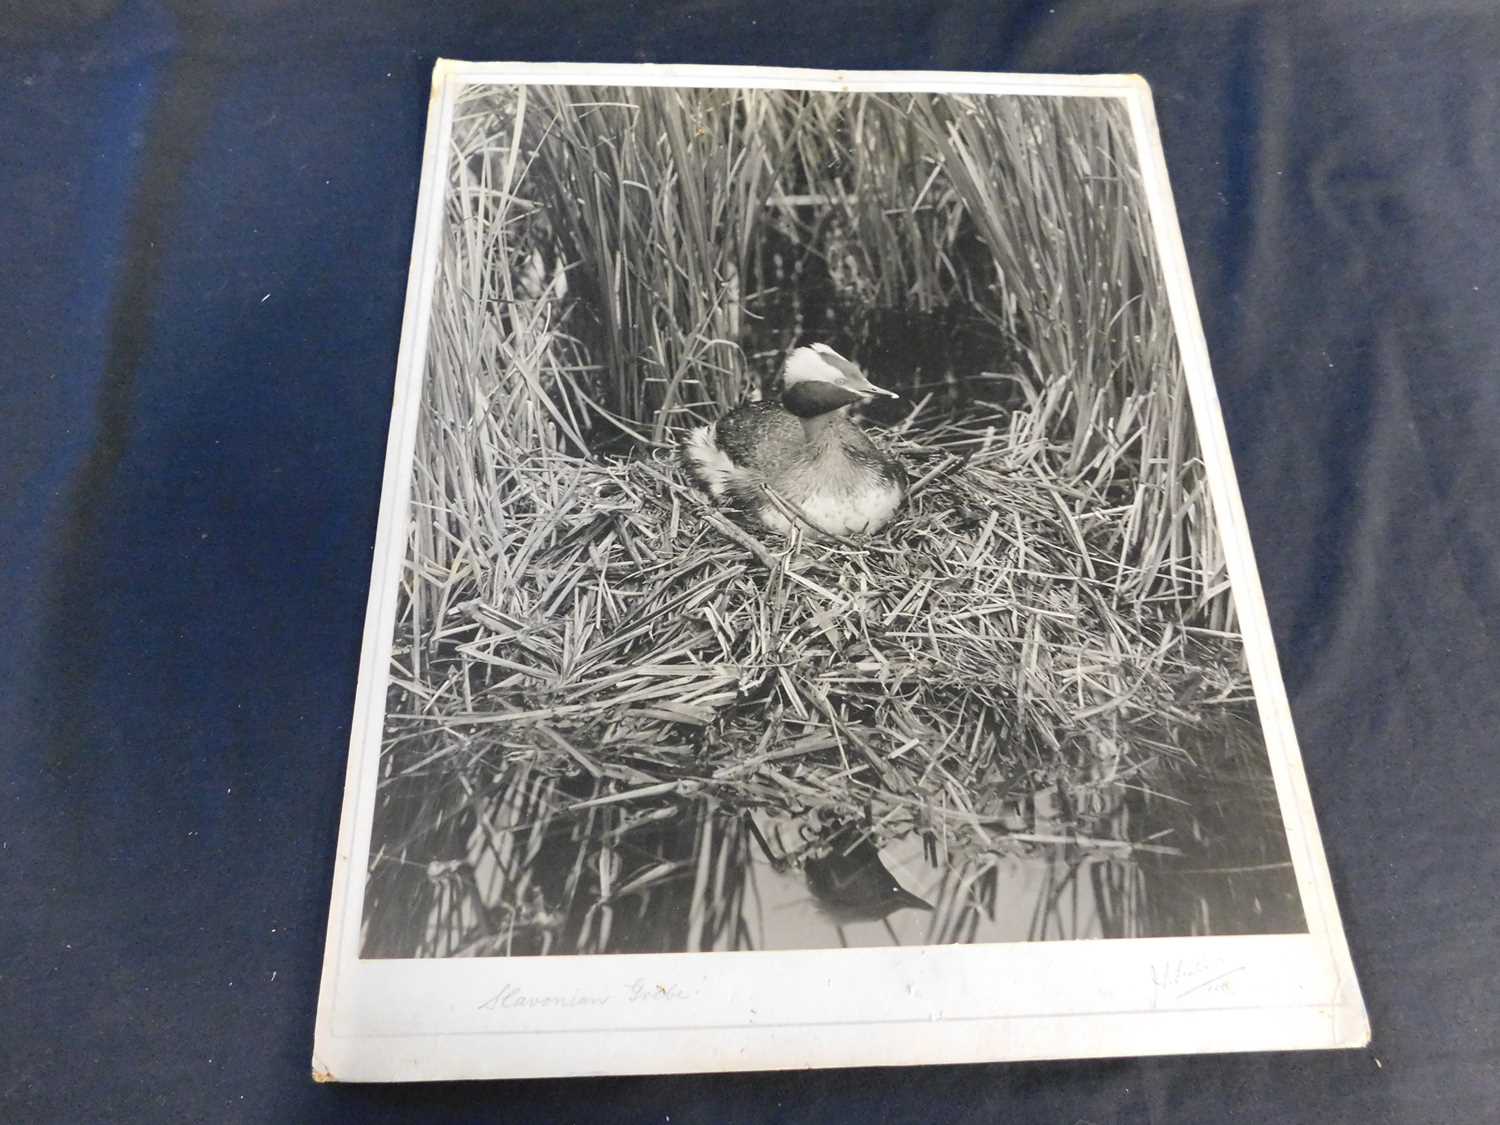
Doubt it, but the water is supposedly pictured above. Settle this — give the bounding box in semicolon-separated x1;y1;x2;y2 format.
360;739;1305;959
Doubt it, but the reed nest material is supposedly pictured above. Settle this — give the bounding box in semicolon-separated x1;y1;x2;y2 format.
382;408;1257;862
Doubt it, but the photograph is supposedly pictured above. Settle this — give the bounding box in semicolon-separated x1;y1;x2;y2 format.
354;73;1308;961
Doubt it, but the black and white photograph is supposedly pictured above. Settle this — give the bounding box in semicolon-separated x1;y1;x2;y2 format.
360;74;1303;959
314;63;1365;1080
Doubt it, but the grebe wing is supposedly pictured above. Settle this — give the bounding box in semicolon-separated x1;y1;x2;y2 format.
713;401;797;469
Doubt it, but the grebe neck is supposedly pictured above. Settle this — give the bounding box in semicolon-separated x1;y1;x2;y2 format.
799;406;849;443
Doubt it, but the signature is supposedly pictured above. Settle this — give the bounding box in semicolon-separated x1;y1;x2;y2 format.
1149;958;1246;1007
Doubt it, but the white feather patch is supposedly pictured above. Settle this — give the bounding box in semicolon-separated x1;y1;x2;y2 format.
753;504;795;536
783;346;844;388
796;479;904;537
681;424;737;500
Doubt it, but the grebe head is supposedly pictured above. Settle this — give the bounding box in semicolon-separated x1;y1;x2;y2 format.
781;344;898;418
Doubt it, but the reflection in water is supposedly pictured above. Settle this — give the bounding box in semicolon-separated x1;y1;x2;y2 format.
802;823;933;924
749;815;933;948
361;729;1306;958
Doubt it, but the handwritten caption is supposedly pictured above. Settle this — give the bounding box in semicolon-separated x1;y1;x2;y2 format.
478;978;696;1013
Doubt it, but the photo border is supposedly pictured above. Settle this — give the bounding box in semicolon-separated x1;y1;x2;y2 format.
313;60;1367;1083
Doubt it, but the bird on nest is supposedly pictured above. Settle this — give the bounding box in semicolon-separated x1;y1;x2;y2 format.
680;343;908;538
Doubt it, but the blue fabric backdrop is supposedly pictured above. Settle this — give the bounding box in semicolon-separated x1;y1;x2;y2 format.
3;2;1498;1120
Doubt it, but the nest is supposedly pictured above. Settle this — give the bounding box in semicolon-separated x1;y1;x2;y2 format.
373;407;1259;929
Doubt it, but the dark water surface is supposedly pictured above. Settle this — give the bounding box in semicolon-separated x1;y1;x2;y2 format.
361;727;1305;958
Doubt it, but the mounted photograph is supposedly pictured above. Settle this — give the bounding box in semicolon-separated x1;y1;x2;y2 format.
314;62;1366;1082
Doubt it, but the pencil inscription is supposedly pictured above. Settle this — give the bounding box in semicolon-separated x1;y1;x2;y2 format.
477;984;611;1011
477;979;695;1013
1150;958;1246;1007
625;978;693;1003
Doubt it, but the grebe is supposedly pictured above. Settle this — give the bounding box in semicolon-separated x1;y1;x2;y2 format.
680;344;907;537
